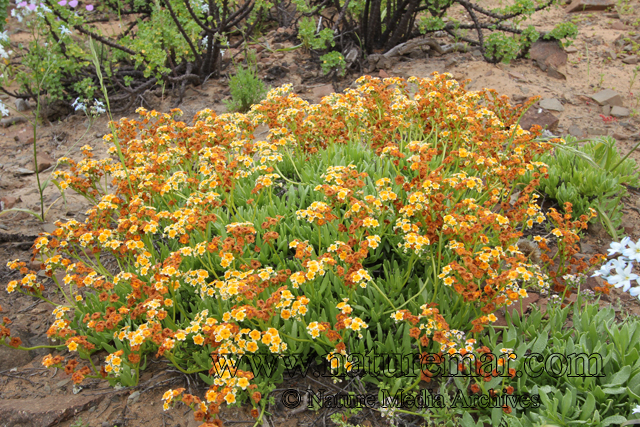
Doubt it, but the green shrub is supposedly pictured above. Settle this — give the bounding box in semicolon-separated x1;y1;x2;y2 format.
521;136;640;239
223;50;268;113
497;296;640;426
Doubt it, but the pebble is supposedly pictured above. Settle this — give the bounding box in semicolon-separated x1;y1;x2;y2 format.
128;390;141;404
540;98;565;112
16;167;35;175
611;106;630;118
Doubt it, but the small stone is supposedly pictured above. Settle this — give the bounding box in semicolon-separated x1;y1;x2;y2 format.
444;57;458;68
43;384;51;394
33;152;54;173
0;196;20;210
508;71;525;80
565;46;578;53
611;106;630;118
565;0;616;13
530;41;567;70
128;391;141;404
547;67;567;80
471;49;482;57
611;21;627;30
519;107;560;132
14;99;29;112
612;132;628;140
16;167;35;175
272;43;284;50
540;98;565;112
591;89;623;106
602;105;611;116
378;69;390;78
568;125;587;138
622;55;640;65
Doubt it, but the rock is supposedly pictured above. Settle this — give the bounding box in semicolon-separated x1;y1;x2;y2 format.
602;105;611;115
623;55;640;64
379;69;390;78
519;107;560;132
312;84;335;102
0;116;27;127
128;391;141;404
14;99;29;112
602;49;616;60
444;57;458;68
591;89;623;106
0;196;20;210
547;67;567;80
565;0;616;13
512;94;528;103
0;394;105;427
611;21;627;30
33;152;54;173
611;106;630;117
530;41;567;70
568;125;587;137
613;132;628;140
508;71;526;80
540;98;565;112
16;167;35;175
565;46;578;53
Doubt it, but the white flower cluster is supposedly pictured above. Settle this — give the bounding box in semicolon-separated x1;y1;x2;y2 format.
592;237;640;298
72;98;106;116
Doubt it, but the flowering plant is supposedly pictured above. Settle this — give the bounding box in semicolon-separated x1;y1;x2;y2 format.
1;74;606;426
593;237;640;297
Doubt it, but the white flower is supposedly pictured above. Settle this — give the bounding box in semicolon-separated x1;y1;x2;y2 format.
90;99;106;115
592;261;614;277
0;31;8;42
59;25;72;36
0;102;8;117
623;240;640;263
633;403;640;414
71;98;86;112
608;263;639;293
608;237;631;256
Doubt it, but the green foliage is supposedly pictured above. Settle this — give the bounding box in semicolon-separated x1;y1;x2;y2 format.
543;22;579;44
524;136;640;237
223;50;268;113
298;17;335;50
0;0;9;33
1;0;272;108
483;32;522;63
320;51;346;76
497;297;640;426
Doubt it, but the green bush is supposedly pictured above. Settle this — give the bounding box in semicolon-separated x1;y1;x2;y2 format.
497;295;640;426
223;50;268;113
521;136;640;239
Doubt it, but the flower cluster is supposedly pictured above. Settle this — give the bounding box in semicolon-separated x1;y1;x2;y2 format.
2;74;607;426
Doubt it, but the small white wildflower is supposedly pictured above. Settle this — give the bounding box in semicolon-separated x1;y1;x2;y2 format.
59;25;72;36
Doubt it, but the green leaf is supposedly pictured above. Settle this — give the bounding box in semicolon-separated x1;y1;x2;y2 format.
608;365;632;387
602;415;628;426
